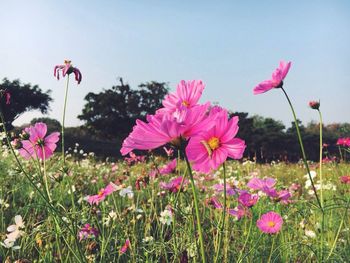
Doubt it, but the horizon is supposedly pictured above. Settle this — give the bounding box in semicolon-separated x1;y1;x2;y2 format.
1;1;349;128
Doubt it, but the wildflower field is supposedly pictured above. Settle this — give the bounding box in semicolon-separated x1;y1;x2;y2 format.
0;61;349;262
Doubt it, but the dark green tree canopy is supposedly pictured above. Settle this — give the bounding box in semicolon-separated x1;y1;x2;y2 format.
0;78;52;130
78;78;169;139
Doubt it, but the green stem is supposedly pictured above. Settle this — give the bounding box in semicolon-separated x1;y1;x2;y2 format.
214;162;227;263
318;109;323;207
237;217;253;262
281;87;323;213
267;236;276;263
42;146;52;203
62;74;70;166
183;152;206;263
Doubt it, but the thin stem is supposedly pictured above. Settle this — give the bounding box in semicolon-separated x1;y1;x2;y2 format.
281;87;323;213
318;109;323;207
214;162;227;263
62;74;70;166
183;151;206;263
267;236;276;263
42;146;52;203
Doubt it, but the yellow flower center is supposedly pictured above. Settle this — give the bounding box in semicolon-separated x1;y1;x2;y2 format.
267;221;276;227
208;137;220;150
182;100;190;107
98;190;104;197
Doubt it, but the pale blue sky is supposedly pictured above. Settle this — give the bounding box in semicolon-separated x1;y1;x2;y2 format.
0;0;349;127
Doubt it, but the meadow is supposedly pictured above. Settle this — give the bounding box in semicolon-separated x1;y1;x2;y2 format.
0;60;349;262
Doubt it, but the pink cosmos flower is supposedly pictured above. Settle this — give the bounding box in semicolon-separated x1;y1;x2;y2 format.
54;60;82;84
247;177;276;192
212;184;236;196
19;123;60;160
337;137;350;147
340;175;350;184
253;61;291;95
78;224;98;241
161;80;205;112
238;192;259;207
228;205;250;220
206;196;223;209
120;239;130;254
309;100;320;110
86;183;117;205
256;211;283;234
159;176;188;193
186;109;246;173
159;159;177;175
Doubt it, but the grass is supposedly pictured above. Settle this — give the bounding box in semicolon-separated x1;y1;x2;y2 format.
0;141;349;262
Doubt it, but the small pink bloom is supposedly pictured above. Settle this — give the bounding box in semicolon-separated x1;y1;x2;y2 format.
159;176;188;193
18;122;60;160
247;177;276;192
120;239;130;254
159;159;177;175
86;183;117;205
212;184;236;196
227;205;250;220
337;137;350;147
5;91;10;104
78;224;98;241
309;100;320;110
162;80;205;112
340;175;350;184
206;196;223;209
163;146;174;157
54;60;82;84
253;61;291;95
256;211;283;234
238;192;259;207
186;109;246;173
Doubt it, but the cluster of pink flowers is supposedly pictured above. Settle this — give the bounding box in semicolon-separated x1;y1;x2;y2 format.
78;224;98;241
86;182;118;205
337;137;350;147
124;152;146;165
247;177;292;204
121;80;246;174
18;122;60;161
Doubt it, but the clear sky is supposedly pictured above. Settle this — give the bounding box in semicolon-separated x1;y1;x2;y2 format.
0;0;349;128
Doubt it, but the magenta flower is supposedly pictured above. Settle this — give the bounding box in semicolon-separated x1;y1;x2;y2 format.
337;137;350;147
340;175;350;184
120;239;131;254
256;211;283;234
86;183;117;205
159;176;188;193
238;192;259;207
206;196;223;209
212;184;236;196
54;60;82;84
186;110;246;173
18;123;60;160
159;159;177;175
309;100;320;110
253;61;291;95
228;205;250;220
78;224;99;241
247;177;276;192
161;80;205;112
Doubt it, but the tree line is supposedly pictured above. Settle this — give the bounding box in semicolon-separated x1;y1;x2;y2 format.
1;78;349;161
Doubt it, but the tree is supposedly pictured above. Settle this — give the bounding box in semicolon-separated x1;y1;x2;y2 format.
78;78;169;139
0;78;52;130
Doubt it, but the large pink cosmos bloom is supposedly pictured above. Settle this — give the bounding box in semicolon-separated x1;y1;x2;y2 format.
256;211;283;234
253;61;291;95
54;60;82;84
86;183;117;205
162;80;205;112
19;123;60;160
121;103;214;155
186;110;246;173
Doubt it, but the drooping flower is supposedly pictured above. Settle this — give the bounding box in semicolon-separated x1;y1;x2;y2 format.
238;192;259;207
78;224;98;241
309;100;320;110
253;61;291;95
54;60;82;84
86;183;118;205
18;122;60;160
159;159;177;175
161;80;205;112
256;211;283;234
160;176;188;193
186;110;246;173
119;239;131;254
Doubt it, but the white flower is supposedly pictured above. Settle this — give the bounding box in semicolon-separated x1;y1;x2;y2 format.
304;171;316;180
305;230;316;238
159;209;173;225
119;186;134;199
142;236;154;243
1;215;25;249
